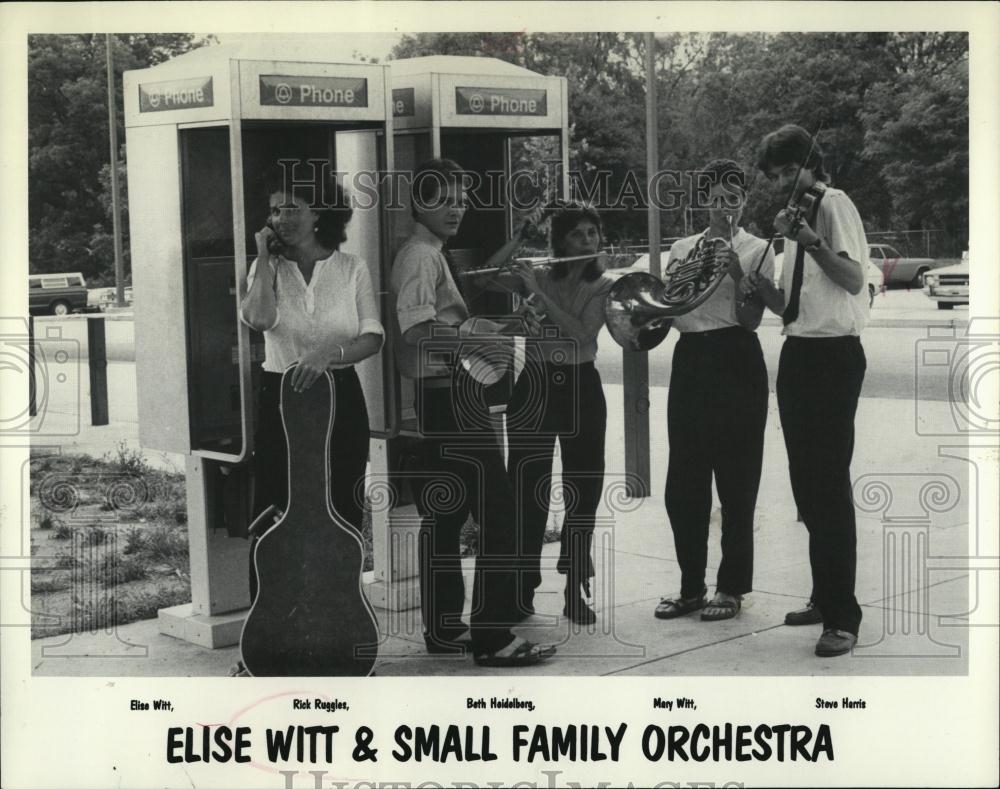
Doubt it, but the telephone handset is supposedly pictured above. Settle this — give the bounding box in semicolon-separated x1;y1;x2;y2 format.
265;217;286;257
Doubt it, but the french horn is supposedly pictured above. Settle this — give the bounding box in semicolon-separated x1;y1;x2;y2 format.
604;236;732;351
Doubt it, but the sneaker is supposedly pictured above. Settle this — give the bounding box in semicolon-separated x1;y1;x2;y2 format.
784;601;823;626
815;628;857;657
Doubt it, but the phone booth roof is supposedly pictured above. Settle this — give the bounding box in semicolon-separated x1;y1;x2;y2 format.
389;55;567;132
123;42;391;128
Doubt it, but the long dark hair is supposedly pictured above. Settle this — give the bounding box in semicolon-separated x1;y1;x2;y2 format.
548;202;604;282
263;164;353;250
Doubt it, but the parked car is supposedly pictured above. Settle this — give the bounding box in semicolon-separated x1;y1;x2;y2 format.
774;252;883;308
28;272;89;316
867;243;944;286
90;285;134;311
922;253;969;309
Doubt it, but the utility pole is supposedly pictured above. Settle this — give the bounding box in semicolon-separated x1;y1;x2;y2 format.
622;32;659;499
106;34;126;307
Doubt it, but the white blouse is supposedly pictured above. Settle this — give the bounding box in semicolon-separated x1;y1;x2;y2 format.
241;250;384;373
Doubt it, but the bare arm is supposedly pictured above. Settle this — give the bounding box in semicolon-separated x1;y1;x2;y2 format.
775;209;864;296
721;247;765;331
240;228;279;331
739;272;786;316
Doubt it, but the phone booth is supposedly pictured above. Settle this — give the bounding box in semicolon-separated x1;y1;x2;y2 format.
369;56;570;614
124;43;395;647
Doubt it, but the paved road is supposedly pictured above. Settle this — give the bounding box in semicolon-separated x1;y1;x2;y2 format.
593;323;963;402
589;283;971;402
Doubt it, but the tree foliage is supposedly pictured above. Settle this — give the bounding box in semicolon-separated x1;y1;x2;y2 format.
28;32;968;281
390;31;968;252
28;34;214;281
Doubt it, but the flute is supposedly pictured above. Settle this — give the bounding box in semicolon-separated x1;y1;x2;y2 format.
463;252;608;278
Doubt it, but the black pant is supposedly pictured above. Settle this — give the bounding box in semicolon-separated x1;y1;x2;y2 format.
777;336;866;635
506;360;607;604
414;373;519;654
248;367;370;602
665;327;768;598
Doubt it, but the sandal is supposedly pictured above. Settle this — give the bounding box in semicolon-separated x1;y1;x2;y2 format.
474;637;557;667
700;594;742;621
654;591;707;620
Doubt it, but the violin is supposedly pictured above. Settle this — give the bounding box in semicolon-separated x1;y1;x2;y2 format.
782;181;827;239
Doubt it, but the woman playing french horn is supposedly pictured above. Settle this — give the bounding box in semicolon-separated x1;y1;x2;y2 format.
654;158;773;623
506;202;614;625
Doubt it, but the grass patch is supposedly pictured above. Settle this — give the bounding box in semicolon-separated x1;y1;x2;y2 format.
52;520;73;540
31;574;72;593
97;554;149;587
30;449;191;640
138;524;188;565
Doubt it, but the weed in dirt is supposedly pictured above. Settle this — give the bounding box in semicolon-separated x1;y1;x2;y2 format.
97;554;148;587
138;524;188;565
104;440;151;476
122;527;145;555
52;520;74;540
31;574;72;593
84;527;109;547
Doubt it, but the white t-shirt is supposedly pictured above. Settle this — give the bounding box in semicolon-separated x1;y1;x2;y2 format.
669;227;774;333
781;187;870;337
242;250;384;373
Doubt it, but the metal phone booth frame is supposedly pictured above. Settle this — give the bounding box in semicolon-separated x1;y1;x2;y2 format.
368;56;569;613
124;43;396;648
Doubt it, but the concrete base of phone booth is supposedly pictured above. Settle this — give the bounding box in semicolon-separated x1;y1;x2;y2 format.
158;604;246;649
368;439;422;612
156;456;252;648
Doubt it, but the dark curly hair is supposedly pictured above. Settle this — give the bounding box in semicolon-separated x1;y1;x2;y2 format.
548;201;604;282
262;163;353;250
755;124;830;182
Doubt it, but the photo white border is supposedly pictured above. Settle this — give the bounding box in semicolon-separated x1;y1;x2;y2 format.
1;3;997;787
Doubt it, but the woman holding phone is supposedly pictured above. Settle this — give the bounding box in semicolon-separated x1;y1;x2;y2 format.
240;167;383;603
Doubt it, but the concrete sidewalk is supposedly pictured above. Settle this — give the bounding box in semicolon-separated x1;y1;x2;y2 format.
30;391;971;678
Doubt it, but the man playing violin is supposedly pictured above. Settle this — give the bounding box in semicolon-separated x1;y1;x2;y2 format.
741;124;869;657
654;159;772;625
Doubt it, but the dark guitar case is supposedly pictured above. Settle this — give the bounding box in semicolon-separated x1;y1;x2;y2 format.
240;368;379;676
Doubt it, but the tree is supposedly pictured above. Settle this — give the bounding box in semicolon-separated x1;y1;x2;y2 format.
28;34;214;281
861;56;969;250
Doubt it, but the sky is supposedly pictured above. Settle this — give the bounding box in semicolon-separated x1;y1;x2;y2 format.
214;32;403;62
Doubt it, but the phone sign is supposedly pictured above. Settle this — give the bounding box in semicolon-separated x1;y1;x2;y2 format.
139;77;214;113
455;87;547;117
393;87;415;117
259;75;368;108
